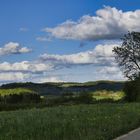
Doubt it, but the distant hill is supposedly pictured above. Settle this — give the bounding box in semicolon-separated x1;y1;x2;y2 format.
0;81;125;96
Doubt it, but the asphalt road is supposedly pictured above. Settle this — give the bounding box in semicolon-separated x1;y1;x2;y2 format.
114;128;140;140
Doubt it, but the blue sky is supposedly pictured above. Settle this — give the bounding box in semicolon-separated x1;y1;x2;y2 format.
0;0;140;83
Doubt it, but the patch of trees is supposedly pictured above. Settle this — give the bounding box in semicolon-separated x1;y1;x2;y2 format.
0;93;41;104
45;92;94;106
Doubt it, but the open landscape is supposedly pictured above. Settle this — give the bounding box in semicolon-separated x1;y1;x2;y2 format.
0;0;140;140
0;81;125;110
0;79;138;140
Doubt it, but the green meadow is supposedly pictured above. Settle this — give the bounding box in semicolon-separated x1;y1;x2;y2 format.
0;103;140;140
92;90;125;101
0;88;35;96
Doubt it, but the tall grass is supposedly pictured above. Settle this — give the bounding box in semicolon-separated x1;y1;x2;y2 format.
0;103;140;140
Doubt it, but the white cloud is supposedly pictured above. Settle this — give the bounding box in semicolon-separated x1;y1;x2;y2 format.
96;66;125;81
33;76;64;83
44;6;140;41
0;42;31;56
40;43;118;66
0;61;54;83
0;43;125;83
0;72;29;82
38;43;126;81
0;61;53;73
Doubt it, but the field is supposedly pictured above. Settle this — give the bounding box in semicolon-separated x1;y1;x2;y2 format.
0;103;140;140
0;88;35;96
92;90;125;101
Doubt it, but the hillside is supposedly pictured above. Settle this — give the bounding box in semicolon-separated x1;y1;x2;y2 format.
0;81;125;96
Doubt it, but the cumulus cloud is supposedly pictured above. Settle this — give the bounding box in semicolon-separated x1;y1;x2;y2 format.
0;61;53;73
39;43;125;81
0;72;62;84
44;6;140;41
0;60;54;83
96;66;125;81
40;44;118;67
33;76;64;83
0;43;125;83
0;72;29;82
0;42;31;56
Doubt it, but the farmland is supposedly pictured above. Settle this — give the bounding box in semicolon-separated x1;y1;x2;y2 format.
0;88;35;96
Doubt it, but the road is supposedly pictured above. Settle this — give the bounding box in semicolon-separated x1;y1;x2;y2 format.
114;128;140;140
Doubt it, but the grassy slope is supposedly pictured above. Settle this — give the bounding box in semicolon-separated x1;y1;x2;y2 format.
92;90;125;101
0;103;140;140
0;88;36;96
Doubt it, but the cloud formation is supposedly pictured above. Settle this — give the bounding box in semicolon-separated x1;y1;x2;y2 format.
0;42;31;56
0;72;29;82
40;44;117;67
0;61;53;73
0;61;54;83
44;6;140;41
33;76;63;83
38;43;125;82
0;43;124;83
0;72;63;83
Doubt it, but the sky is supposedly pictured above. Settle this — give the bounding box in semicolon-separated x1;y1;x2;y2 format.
0;0;140;84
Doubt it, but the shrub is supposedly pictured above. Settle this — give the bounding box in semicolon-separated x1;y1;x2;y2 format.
124;77;140;102
75;92;93;104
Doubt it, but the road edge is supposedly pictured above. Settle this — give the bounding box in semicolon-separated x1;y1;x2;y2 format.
114;127;140;140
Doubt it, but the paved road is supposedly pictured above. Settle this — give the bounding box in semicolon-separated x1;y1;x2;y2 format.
114;128;140;140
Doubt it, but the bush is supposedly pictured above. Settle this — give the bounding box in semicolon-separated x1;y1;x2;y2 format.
124;77;140;102
75;92;93;104
1;93;41;104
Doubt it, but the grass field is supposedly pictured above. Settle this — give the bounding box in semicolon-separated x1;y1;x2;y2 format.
0;103;140;140
0;88;36;96
92;90;125;101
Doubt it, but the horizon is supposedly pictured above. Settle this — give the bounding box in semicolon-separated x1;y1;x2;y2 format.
0;79;126;86
0;0;140;84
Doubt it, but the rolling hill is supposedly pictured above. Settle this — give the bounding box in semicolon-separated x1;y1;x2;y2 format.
0;81;125;96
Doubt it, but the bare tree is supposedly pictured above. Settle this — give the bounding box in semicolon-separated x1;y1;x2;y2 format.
113;32;140;80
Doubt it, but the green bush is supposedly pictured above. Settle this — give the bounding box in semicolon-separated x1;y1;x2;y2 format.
45;92;93;106
1;94;41;104
75;92;93;104
124;77;140;102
